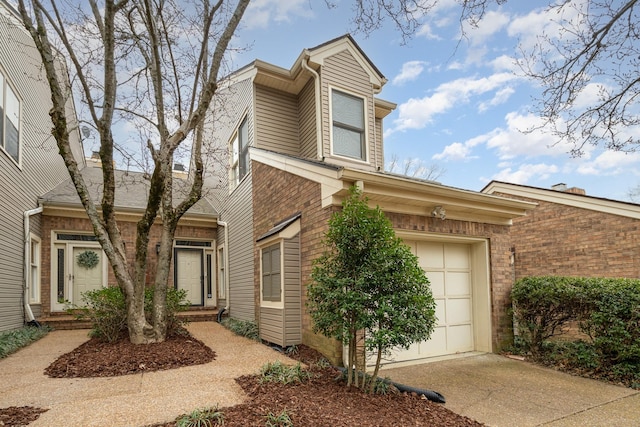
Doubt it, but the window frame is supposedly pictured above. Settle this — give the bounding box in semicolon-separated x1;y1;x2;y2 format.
29;234;41;304
330;87;368;162
217;245;226;300
260;242;283;308
0;69;22;166
230;116;249;189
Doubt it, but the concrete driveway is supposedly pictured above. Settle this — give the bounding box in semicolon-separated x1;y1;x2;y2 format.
382;353;640;427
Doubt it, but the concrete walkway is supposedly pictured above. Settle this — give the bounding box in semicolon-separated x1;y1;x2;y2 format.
0;323;294;427
382;353;640;427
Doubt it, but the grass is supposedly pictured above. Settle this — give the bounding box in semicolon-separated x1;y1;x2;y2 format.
264;408;293;427
175;406;224;427
0;325;50;359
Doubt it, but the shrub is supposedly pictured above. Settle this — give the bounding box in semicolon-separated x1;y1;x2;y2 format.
0;325;50;358
221;318;259;340
79;286;189;342
77;286;127;342
511;276;590;356
176;406;224;427
259;361;311;385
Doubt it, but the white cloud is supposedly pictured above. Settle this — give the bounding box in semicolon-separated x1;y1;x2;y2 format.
490;55;518;73
433;142;473;161
417;24;441;40
478;86;515;112
243;0;313;29
462;10;511;47
392;61;428;85
491;163;559;184
391;72;518;132
575;151;640;176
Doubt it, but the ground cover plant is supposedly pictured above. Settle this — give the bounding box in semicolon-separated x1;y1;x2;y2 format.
0;325;50;359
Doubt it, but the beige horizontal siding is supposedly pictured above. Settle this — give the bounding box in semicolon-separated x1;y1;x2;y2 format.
254;85;300;156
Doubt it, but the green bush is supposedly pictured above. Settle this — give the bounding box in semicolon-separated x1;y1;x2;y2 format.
0;325;50;358
512;276;640;388
78;286;189;342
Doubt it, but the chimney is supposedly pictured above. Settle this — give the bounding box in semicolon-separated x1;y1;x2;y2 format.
551;183;586;195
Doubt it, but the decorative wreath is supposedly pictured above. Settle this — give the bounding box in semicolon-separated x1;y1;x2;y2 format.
77;250;100;269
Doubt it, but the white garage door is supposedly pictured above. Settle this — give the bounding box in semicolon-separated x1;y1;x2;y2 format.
386;241;474;363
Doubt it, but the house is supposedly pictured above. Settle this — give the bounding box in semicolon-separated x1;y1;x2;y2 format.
37;161;219;317
203;35;536;365
0;0;84;332
482;181;640;280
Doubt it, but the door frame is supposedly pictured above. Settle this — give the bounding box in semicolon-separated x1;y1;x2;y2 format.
50;232;108;312
172;239;215;307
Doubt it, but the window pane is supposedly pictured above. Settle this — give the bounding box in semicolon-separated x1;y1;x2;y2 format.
0;73;4;148
239;118;248;150
333;91;364;129
333;126;363;159
5;84;19;161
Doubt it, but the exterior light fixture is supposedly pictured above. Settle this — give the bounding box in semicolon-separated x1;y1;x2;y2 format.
431;206;446;220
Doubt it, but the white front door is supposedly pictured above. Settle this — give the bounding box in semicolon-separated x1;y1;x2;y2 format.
72;246;105;303
175;249;203;305
51;235;107;312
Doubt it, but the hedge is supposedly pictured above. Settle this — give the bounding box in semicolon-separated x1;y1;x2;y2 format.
512;276;640;370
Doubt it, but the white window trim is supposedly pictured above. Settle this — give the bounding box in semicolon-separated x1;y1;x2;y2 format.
259;241;284;309
229;114;249;191
328;86;369;164
28;233;41;304
0;67;22;168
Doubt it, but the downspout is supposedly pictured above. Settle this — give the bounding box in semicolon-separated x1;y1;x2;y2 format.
217;220;230;314
372;85;382;170
301;56;323;161
23;206;43;324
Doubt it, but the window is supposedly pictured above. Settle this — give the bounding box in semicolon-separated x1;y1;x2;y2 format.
29;235;40;304
261;243;281;302
230;117;249;187
0;71;21;163
331;89;365;161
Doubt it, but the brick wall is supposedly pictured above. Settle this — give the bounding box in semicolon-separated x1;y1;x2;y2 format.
41;214;215;315
494;193;640;280
253;161;519;359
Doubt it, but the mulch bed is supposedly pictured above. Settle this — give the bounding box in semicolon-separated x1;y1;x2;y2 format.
1;332;485;426
44;332;215;378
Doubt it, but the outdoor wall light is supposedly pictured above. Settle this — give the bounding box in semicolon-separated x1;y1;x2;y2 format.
431;206;446;220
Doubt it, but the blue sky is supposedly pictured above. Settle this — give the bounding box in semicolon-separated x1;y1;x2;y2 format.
228;0;640;201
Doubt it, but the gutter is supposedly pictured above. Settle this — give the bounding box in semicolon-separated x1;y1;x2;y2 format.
301;55;323;161
217;220;230;312
23;206;43;324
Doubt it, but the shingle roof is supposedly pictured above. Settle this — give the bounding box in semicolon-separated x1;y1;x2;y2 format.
39;165;217;217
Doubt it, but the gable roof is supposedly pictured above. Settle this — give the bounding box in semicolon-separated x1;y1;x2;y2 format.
482;180;640;220
40;165;217;222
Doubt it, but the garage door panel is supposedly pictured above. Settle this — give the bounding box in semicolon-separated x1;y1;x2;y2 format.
445;244;470;268
447;298;471;324
448;324;473;352
427;272;445;296
417;242;443;269
435;298;446;326
446;271;470;295
421;327;447;358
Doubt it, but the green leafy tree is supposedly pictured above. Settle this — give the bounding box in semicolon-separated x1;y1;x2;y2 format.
307;186;436;391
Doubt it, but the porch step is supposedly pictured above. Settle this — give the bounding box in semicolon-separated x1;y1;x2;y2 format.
37;308;219;330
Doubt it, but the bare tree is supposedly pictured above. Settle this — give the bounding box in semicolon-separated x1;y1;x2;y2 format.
386;154;446;181
19;0;250;344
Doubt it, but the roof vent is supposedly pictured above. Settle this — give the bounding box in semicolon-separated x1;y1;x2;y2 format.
173;163;185;171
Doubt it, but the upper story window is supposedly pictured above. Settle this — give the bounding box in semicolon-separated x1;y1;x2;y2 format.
331;89;366;161
0;71;21;163
230;116;249;188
